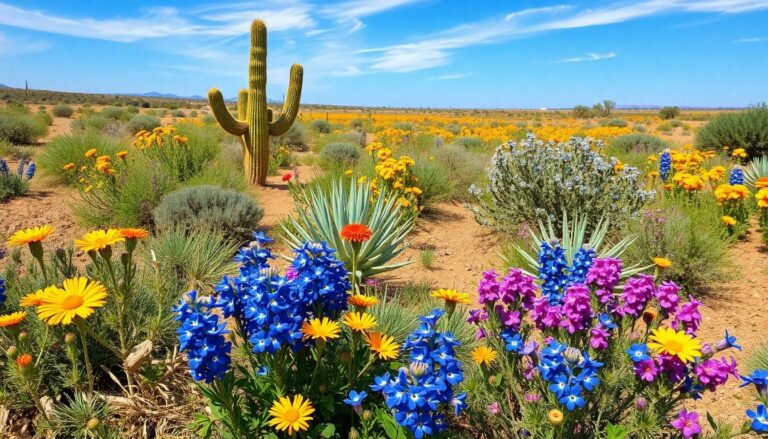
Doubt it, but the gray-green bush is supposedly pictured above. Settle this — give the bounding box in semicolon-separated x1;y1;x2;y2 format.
311;119;331;134
0;111;48;144
320;142;361;169
52;104;74;118
153;185;264;243
696;104;768;157
271;122;309;152
610;133;669;153
126;114;161;134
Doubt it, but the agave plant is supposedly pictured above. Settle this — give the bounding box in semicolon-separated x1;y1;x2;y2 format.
744;155;768;191
506;213;651;278
282;178;415;281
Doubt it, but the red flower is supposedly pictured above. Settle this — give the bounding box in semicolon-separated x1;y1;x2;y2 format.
16;353;32;368
340;224;372;243
282;172;293;182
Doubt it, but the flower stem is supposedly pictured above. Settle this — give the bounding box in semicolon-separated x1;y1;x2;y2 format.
76;319;95;398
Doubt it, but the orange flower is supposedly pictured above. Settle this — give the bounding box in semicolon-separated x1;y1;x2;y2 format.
756;177;768;190
116;151;129;160
16;353;33;368
0;311;27;328
348;294;379;309
63;162;76;171
84;148;98;158
119;228;150;239
340;224;372;243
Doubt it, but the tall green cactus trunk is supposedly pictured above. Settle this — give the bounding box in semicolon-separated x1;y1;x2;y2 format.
208;19;303;186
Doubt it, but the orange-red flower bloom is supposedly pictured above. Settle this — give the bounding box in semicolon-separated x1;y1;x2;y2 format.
16;353;33;368
340;224;372;243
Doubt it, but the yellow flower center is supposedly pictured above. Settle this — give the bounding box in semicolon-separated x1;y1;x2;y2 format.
283;408;300;422
663;340;683;353
62;295;84;310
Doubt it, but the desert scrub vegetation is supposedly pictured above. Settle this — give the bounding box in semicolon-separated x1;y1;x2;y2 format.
0;158;35;201
125;114;161;134
696;104;768;157
37;131;123;185
471;134;655;234
609;133;669;154
152;185;264;243
51;104;74;118
0;106;49;144
320;142;361;170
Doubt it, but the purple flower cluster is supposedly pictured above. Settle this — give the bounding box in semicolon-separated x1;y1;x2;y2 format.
616;274;655;318
559;284;594;334
654;281;681;313
585;257;622;305
475;268;537;338
694;357;739;392
671;296;702;336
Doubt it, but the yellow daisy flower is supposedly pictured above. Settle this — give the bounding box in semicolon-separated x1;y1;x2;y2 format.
20;287;58;307
268;395;315;435
0;311;27;328
7;225;54;247
301;317;341;342
366;331;400;360
347;294;379;309
75;229;125;252
652;257;672;269
721;215;737;226
342;312;377;332
431;289;472;305
37;278;108;326
471;346;498;367
647;327;701;363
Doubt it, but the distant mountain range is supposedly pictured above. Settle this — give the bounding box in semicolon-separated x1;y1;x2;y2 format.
120;91;207;100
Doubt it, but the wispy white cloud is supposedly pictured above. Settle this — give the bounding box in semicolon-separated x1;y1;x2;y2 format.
428;73;471;80
554;51;616;63
320;0;424;20
733;36;766;43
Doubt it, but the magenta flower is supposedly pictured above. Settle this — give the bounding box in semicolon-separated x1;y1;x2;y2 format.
531;297;562;330
617;274;655;318
477;269;501;305
634;359;659;382
654;280;681;313
524;393;541;402
657;353;687;382
635;397;648;411
365;277;381;287
589;325;610;350
495;305;521;331
671;409;701;438
560;283;593;334
695;357;739;391
585;258;622;289
487;401;501;415
672;295;703;336
498;268;537;310
466;308;489;324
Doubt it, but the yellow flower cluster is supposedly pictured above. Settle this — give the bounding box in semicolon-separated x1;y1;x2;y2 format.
756;188;768;208
132;126;187;150
366;141;422;210
672;173;705;192
713;184;749;204
64;148;128;193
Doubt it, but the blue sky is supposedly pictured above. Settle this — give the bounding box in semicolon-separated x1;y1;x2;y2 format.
0;0;767;108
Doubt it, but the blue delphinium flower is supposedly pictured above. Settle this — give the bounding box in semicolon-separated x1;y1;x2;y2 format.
730;166;745;185
747;405;768;432
213;235;350;355
538;240;569;304
24;161;35;180
659;150;671;181
538;340;602;412
0;277;6;308
0;159;8;176
173;290;232;383
372;308;466;438
627;344;650;362
567;246;596;285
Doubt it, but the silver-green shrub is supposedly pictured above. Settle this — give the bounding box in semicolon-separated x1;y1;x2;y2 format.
471;134;654;233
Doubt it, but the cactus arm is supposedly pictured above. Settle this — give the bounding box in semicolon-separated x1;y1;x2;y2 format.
208;88;248;136
237;89;248;121
269;64;303;136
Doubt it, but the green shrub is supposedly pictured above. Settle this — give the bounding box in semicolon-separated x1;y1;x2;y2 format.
0;140;31;161
350;118;363;129
610;133;669;153
311;119;331;134
411;159;453;208
153;185;264;243
393;122;414;131
600;117;628;127
572;105;593;118
52;104;74;118
0;113;48;144
472;134;655;234
623;197;732;290
696;104;768;156
101;106;127;121
126;114;161;134
659;106;680;119
0;159;31;201
126;105;140;114
453;136;485;150
171;109;185;117
271;122;308;152
320;142;361;168
37;132;123;185
432;144;486;201
36;110;53;126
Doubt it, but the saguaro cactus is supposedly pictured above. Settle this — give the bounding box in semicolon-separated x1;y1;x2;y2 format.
208;19;303;185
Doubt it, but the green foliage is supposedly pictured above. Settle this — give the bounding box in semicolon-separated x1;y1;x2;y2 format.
593;99;616;117
601;118;628;128
572;105;593;118
745;343;768;373
0;164;30;201
411;159;453;208
50;394;118;439
695;105;768;157
744;155;768;190
659;106;681;119
153;185;264;243
311;119;332;133
271;122;309;152
71;113;109;132
453;136;485;150
101;106;128;121
171;109;185;117
610;133;669;154
125;114;161;134
320;142;361;169
0;110;49;144
37;131;123;185
52;104;74;118
145;228;238;294
623;196;732;290
36;110;53;126
282;178;415;279
419;248;434;269
473;134;655;234
392;122;414;131
0;139;32;161
431;143;487;202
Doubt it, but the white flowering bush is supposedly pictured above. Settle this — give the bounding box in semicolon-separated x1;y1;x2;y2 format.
471;134;655;233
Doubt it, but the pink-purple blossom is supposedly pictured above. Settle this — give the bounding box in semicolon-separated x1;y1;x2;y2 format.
654;280;681;313
671;409;701;439
672;296;703;336
585;258;622;289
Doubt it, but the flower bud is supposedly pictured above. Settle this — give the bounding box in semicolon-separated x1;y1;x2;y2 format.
318;383;327;393
64;332;77;345
362;410;372;421
6;345;18;359
17;332;29;342
409;361;428;378
635;397;648;411
340;351;352;363
547;409;564;425
488;375;497;386
55;248;67;261
642;307;658;325
87;418;100;430
630;331;641;341
563;347;581;364
349;428;360;439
